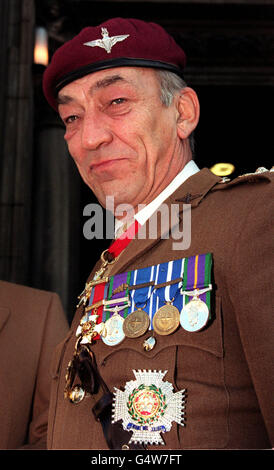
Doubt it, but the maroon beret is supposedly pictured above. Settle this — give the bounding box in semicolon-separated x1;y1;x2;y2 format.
43;17;186;110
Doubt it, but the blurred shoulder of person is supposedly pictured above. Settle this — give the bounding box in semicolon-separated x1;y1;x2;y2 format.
0;280;68;449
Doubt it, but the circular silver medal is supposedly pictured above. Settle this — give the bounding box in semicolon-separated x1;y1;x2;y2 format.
180;298;209;332
102;313;125;346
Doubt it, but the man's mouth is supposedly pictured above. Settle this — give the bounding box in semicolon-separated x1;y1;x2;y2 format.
90;158;128;172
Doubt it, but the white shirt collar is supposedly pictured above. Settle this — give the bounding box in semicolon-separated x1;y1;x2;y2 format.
135;160;200;225
115;160;200;236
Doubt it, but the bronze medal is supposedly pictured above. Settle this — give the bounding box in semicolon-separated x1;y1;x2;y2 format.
152;302;180;335
123;308;150;338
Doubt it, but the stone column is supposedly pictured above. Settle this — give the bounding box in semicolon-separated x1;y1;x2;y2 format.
0;0;34;284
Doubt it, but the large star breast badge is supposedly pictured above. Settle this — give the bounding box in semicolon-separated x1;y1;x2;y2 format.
112;369;186;445
83;27;130;54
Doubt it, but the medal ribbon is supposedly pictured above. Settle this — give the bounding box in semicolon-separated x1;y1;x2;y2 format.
80;220;139;336
182;253;212;313
128;265;155;322
104;271;132;321
88;281;108;340
81;251;212;341
152;259;184;324
108;220;140;258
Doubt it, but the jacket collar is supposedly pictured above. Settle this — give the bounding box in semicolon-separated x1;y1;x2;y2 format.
170;167;220;207
0;307;10;333
107;168;220;275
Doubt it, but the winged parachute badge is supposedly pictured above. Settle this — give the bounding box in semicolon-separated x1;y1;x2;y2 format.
83;27;130;53
112;369;186;445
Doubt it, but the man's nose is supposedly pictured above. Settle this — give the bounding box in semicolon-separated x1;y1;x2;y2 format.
81;111;112;150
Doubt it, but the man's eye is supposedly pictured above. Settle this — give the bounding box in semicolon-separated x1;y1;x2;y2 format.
110;98;126;105
64;115;78;124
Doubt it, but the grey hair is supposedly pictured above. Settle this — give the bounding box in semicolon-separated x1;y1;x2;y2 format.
156;69;195;154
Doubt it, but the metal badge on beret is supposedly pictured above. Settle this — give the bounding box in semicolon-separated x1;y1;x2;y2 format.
123;308;150;338
84;27;129;54
112;369;186;446
152;302;180;335
43;18;186;111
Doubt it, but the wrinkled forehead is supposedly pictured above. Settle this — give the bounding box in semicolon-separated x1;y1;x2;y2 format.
57;66;161;105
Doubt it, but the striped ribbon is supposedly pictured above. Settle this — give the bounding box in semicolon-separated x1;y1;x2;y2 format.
85;253;212;336
87;280;108;340
150;259;185;327
103;271;132;322
108;220;140;258
182;253;212;311
127;265;156;329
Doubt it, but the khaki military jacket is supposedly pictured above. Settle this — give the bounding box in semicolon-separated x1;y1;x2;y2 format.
0;281;68;449
47;168;273;450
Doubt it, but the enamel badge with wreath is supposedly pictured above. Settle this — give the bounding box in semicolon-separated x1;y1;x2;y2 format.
112;369;186;445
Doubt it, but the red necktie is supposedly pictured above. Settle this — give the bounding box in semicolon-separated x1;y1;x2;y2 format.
108;219;140;258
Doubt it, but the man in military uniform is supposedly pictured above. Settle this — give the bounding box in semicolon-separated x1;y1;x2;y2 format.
43;18;273;449
0;281;68;449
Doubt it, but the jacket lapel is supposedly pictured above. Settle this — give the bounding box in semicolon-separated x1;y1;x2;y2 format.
0;307;10;333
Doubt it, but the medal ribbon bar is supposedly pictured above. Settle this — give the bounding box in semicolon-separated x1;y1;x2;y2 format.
76;253;213;343
181;253;212;316
104;270;132;321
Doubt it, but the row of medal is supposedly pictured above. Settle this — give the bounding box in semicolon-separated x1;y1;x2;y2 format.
75;285;212;350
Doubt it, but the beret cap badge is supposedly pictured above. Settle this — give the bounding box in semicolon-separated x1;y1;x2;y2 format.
43;18;187;110
83;27;130;54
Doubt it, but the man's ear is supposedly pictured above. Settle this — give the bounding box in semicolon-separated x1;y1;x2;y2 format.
176;87;200;139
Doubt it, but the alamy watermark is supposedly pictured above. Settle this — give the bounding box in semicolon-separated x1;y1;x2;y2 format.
83;196;191;250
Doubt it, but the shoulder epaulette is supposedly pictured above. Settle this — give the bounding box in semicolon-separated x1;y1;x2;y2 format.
212;166;273;191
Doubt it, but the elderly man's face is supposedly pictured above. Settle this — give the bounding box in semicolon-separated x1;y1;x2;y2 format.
58;67;185;212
